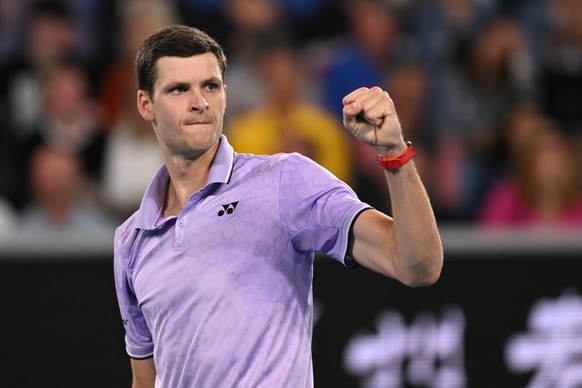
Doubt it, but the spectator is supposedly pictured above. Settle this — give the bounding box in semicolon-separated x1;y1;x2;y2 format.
427;16;536;221
222;0;290;119
0;0;77;138
2;0;580;230
20;145;117;231
99;0;173;219
478;120;582;227
20;57;107;193
100;0;178;131
177;0;341;45
0;0;78;208
226;31;354;184
321;0;403;118
410;0;500;70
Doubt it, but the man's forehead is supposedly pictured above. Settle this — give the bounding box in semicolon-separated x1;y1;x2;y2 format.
155;54;222;81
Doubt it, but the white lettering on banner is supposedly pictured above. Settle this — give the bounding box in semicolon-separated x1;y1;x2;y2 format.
505;290;582;388
343;306;466;388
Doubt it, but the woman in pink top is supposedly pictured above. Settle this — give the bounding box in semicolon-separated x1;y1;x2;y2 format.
478;117;582;227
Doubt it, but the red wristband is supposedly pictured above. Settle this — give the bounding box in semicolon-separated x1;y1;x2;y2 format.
376;141;415;170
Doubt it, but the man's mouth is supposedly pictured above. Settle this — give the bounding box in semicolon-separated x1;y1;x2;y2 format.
185;120;211;126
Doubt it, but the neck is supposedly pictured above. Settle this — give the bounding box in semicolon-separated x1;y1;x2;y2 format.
162;142;219;217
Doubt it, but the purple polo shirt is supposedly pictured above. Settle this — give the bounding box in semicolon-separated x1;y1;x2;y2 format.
114;135;370;387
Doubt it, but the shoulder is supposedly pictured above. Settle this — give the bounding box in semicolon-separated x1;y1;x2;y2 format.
233;151;318;171
232;152;335;186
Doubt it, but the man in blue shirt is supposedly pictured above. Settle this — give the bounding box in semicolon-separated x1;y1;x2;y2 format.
114;25;442;387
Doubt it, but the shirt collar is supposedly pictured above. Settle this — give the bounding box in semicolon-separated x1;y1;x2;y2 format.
135;135;235;229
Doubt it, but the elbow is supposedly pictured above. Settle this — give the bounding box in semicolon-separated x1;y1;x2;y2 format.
405;267;441;287
398;252;443;288
399;271;440;287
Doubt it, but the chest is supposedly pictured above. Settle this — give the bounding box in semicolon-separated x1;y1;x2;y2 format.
128;187;297;317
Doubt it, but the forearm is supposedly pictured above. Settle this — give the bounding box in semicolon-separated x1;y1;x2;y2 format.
383;159;443;286
342;86;442;286
131;358;156;388
132;381;155;388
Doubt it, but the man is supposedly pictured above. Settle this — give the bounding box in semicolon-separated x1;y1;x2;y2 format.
114;25;442;387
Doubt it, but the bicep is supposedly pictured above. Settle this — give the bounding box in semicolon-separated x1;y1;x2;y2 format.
131;357;156;388
348;208;397;277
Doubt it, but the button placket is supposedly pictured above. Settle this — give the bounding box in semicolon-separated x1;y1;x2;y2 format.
174;192;202;251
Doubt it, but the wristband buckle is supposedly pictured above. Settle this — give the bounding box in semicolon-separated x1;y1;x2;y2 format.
376;141;415;170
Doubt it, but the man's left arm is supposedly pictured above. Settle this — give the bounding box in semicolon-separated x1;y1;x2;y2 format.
343;87;443;287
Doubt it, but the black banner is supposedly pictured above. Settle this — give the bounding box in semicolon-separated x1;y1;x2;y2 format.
1;251;582;387
313;253;582;388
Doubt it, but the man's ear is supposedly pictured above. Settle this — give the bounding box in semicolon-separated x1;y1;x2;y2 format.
137;90;154;122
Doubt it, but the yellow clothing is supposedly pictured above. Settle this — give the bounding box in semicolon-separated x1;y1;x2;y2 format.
226;103;354;185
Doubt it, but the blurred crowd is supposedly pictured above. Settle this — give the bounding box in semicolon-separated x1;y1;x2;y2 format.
2;0;582;233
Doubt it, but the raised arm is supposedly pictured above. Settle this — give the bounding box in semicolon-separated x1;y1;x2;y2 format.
343;86;443;286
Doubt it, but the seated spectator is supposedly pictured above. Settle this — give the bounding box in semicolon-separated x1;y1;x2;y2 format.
100;0;172;219
100;0;177;132
0;0;78;138
0;0;79;208
221;0;290;119
21;56;107;192
19;145;117;231
410;0;500;70
226;31;354;185
427;16;536;221
478;120;582;228
321;0;402;118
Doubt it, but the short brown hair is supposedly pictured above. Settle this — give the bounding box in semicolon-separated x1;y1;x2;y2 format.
135;25;227;96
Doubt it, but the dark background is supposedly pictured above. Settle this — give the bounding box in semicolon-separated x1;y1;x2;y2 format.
1;249;581;387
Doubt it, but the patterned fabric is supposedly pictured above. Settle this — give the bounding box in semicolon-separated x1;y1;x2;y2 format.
114;135;370;387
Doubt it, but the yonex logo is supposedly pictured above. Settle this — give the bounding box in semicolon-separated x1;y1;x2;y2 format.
218;201;239;216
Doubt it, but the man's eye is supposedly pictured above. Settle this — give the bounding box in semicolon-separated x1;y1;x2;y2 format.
171;86;187;94
204;83;218;92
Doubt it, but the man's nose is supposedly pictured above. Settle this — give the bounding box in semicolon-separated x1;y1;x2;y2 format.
190;92;208;112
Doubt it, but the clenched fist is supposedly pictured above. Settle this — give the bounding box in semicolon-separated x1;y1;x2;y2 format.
342;86;406;155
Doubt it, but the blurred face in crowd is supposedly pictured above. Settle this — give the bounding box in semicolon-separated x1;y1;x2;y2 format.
28;12;74;66
225;0;281;33
44;64;89;124
30;147;81;204
137;53;227;160
347;0;397;60
259;47;299;108
530;129;574;194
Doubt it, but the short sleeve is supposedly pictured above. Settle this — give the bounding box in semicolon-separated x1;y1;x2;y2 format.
113;229;154;359
279;154;371;266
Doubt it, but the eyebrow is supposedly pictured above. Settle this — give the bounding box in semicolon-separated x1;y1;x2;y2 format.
164;81;189;90
202;76;223;85
163;77;223;90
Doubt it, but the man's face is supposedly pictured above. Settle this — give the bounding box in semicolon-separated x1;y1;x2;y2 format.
138;53;227;160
